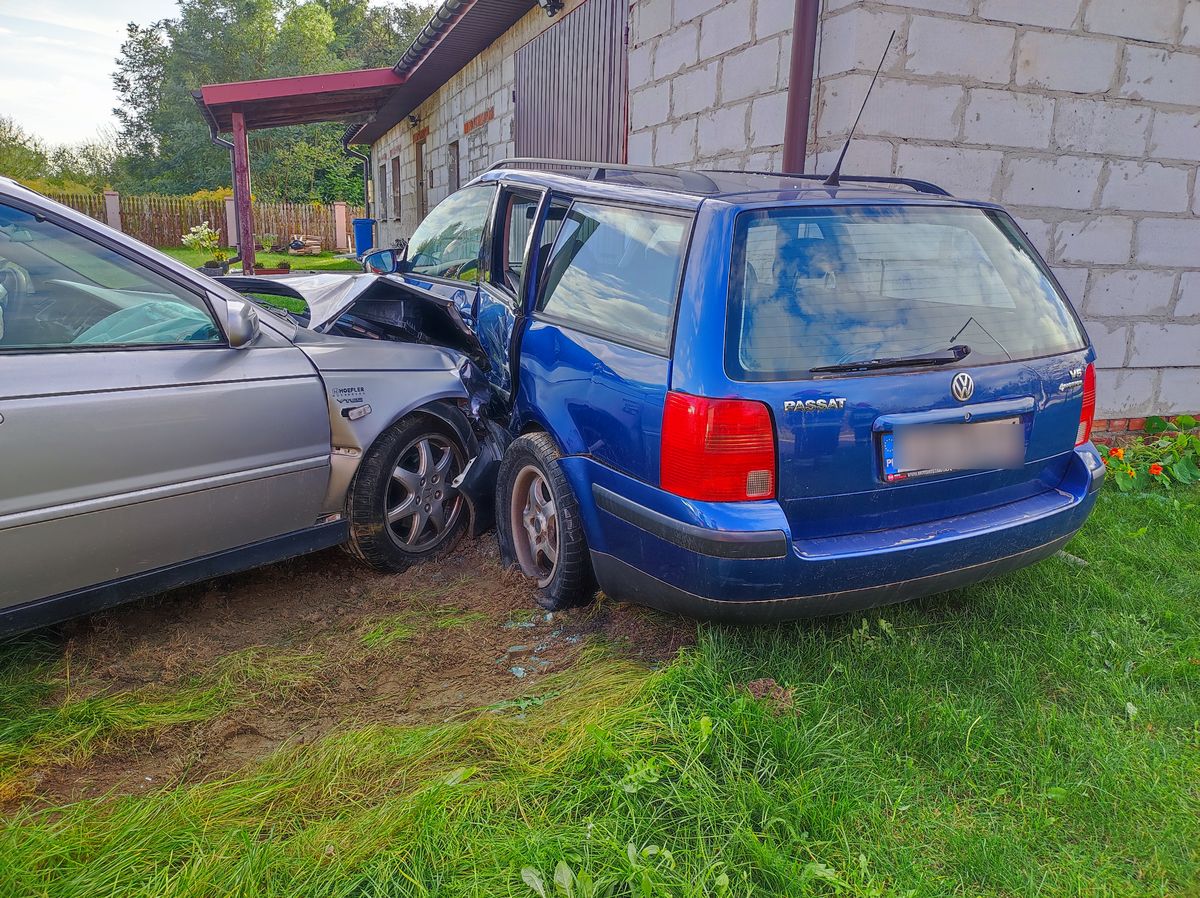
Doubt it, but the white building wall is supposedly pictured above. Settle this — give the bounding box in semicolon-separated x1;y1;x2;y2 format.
373;0;1198;418
626;0;796;169
627;0;1199;418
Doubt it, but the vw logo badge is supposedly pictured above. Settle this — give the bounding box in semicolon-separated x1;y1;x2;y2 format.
951;372;975;402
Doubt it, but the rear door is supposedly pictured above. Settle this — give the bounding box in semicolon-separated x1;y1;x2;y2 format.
714;202;1091;539
516;199;692;480
0;198;330;609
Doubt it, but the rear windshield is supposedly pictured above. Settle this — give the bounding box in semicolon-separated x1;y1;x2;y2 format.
726;205;1087;380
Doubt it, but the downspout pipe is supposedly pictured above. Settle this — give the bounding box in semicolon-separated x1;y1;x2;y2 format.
200;107;241;267
782;0;820;174
341;124;371;219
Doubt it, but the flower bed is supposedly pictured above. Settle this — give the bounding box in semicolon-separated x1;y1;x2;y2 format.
1096;415;1200;490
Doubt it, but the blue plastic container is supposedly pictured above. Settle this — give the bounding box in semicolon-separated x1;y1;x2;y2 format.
352;218;375;257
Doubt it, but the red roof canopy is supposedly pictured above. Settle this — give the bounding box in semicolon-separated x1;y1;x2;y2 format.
194;68;405;131
192;1;540;141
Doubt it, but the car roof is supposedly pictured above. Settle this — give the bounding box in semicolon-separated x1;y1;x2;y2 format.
474;161;1001;212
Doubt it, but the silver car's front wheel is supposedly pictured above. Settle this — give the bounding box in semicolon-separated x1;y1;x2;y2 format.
386;434;464;552
346;415;470;572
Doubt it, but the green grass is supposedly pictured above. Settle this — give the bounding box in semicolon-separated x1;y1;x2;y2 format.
159;246;362;272
0;645;323;803
1;489;1197;896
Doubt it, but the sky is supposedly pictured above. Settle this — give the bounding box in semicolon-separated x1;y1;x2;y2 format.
1;0;181;145
1;0;400;147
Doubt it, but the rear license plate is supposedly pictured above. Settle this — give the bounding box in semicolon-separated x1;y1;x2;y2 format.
882;417;1025;482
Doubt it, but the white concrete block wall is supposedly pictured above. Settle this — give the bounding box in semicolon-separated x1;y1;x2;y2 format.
802;0;1199;418
628;0;1197;417
627;0;794;169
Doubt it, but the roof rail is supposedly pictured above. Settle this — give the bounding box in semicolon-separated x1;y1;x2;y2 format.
704;169;952;197
488;157;720;194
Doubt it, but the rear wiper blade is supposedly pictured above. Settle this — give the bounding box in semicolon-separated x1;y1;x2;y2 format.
810;344;972;374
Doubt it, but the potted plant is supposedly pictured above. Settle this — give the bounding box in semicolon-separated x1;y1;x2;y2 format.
182;221;230;274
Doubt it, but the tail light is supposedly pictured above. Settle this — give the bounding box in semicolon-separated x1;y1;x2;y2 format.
1076;363;1096;446
660;392;776;501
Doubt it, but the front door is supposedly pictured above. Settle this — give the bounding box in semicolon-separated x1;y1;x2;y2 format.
0;199;330;609
473;185;552;401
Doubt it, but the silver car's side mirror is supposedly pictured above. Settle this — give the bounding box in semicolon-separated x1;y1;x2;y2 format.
362;248;400;274
225;298;260;348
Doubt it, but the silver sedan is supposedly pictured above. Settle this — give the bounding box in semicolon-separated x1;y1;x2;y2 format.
0;179;497;635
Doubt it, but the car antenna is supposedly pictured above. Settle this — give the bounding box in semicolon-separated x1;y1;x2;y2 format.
823;30;896;188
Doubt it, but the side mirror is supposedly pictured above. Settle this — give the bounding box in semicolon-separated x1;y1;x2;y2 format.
363;248;400;274
225;297;260;348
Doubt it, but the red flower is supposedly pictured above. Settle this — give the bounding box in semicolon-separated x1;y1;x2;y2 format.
1110;447;1125;460
1149;463;1164;476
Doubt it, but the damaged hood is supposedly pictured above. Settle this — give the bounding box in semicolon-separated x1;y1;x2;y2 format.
229;272;381;329
217;272;490;372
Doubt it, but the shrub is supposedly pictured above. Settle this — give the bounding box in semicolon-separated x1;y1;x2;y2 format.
181;221;227;262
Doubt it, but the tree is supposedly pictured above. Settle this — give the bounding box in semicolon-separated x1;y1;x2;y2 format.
0;117;49;181
271;3;340;76
110;0;434;202
0;117;118;192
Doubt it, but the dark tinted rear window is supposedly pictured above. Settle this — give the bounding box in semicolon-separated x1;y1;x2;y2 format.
726;205;1087;380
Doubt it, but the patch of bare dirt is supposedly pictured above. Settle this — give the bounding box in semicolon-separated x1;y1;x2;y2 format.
13;538;693;810
742;677;795;713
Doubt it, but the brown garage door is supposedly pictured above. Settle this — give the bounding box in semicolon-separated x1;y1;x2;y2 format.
514;0;628;163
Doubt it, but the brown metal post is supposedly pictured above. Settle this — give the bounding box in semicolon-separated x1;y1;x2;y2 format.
782;0;820;174
230;110;256;274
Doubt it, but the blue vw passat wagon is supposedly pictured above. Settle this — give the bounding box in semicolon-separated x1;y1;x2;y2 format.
361;161;1104;621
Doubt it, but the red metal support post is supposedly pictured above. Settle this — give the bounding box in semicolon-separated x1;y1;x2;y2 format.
782;0;820;174
230;110;256;275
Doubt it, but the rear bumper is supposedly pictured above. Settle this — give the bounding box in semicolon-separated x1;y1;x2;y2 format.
560;444;1104;622
590;532;1075;622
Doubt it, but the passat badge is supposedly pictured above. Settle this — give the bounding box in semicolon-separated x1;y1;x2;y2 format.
784;398;847;412
951;372;974;402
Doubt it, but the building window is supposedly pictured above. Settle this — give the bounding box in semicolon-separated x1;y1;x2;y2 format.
448;140;461;192
391;156;402;223
377;163;388;220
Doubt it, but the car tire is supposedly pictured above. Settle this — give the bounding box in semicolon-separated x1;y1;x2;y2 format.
345;414;470;572
496;432;596;611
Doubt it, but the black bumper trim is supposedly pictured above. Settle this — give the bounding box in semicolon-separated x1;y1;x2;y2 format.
592;485;788;560
590;531;1075;623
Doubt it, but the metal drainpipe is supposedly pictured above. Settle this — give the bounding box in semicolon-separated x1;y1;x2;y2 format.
782;0;820;174
204;119;242;266
341;130;371;220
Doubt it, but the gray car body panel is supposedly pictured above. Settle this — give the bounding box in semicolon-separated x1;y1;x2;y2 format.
0;178;485;630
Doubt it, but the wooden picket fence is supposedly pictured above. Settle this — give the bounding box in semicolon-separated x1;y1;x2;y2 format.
48;192;106;223
120;195;229;247
44;191;365;250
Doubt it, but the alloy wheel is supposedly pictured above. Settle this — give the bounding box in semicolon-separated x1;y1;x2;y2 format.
385;434;464;553
509;464;559;587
